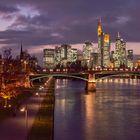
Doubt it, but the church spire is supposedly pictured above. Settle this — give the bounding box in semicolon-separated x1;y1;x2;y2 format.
20;41;23;59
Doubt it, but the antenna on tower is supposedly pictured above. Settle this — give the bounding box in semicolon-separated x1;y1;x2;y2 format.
117;32;120;38
99;17;102;23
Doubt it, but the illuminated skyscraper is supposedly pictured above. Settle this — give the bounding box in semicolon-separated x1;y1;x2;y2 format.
97;19;110;67
114;33;127;68
97;19;103;36
97;19;104;67
83;41;93;68
90;52;98;68
43;49;55;68
68;48;78;62
59;44;70;66
103;34;110;67
127;50;133;68
67;46;72;62
60;44;71;59
54;46;61;65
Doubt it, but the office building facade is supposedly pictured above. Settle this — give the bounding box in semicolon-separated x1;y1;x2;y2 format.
114;33;127;68
43;49;55;68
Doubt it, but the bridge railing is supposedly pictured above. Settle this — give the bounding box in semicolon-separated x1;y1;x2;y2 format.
38;67;140;74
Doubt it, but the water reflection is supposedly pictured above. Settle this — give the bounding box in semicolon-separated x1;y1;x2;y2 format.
84;92;96;140
54;78;140;140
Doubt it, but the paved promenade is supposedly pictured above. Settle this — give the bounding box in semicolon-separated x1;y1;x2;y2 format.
0;91;45;140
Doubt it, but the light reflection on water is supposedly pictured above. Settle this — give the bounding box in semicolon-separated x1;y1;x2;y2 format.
54;78;140;140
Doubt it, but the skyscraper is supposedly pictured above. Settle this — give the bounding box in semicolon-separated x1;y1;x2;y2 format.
67;48;78;62
97;19;104;67
60;44;71;66
127;50;133;68
90;52;98;68
114;33;127;68
83;41;93;68
103;34;110;67
97;19;110;68
60;44;71;59
43;49;55;68
54;46;61;65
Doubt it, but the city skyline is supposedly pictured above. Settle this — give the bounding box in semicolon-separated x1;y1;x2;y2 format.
0;0;140;64
0;1;140;139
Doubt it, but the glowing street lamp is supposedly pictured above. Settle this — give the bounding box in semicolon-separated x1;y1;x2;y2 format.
35;92;40;97
35;92;39;96
2;95;11;108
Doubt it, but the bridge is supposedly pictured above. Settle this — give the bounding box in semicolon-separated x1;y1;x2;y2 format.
29;69;140;91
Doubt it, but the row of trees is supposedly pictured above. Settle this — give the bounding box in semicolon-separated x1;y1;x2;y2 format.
1;48;39;75
0;48;39;106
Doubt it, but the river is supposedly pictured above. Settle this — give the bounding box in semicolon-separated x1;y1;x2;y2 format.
54;78;140;140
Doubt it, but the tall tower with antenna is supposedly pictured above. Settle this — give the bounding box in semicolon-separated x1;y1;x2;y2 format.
97;18;103;36
97;19;111;68
97;18;104;67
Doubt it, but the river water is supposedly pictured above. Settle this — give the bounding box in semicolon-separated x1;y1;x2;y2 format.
54;78;140;140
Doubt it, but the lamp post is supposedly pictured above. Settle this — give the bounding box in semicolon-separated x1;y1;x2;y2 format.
2;95;11;108
3;96;8;108
24;60;27;72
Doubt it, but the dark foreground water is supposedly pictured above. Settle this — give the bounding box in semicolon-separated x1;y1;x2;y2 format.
54;78;140;140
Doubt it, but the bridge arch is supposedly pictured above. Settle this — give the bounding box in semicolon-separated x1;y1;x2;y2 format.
96;72;140;81
30;74;88;82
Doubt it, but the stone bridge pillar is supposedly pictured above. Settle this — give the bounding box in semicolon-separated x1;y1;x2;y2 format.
85;74;96;91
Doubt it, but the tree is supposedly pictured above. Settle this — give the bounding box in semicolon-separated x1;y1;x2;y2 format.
2;48;13;73
2;48;12;60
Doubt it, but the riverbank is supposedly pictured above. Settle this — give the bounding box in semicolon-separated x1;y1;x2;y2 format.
27;78;55;140
0;77;55;140
27;94;55;140
0;88;45;140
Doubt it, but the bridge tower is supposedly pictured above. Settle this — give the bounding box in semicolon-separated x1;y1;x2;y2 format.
85;74;96;91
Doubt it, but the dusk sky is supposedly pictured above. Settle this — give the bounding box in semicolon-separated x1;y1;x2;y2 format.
0;0;140;64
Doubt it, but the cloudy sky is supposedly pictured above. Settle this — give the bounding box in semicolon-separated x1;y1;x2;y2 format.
0;0;140;64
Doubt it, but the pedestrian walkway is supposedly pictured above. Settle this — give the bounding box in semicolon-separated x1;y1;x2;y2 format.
0;91;45;140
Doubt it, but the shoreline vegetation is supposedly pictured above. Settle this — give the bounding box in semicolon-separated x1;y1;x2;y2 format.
0;87;34;122
0;77;55;140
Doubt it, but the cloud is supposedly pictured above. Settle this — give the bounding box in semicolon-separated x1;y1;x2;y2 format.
17;5;40;18
50;33;64;39
116;16;131;25
0;0;139;65
0;5;19;14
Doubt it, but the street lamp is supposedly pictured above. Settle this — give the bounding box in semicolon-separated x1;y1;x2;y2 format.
20;105;28;134
35;92;40;96
2;95;11;108
24;60;27;72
